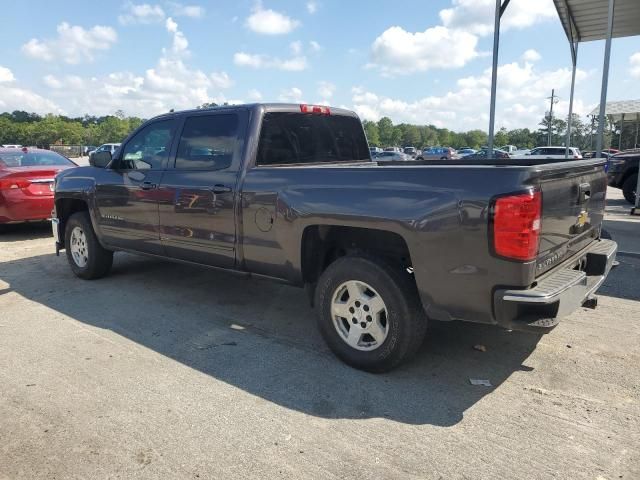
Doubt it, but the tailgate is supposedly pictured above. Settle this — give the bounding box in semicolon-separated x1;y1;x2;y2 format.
536;161;607;276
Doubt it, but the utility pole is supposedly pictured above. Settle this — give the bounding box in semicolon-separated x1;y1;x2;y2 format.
546;89;559;146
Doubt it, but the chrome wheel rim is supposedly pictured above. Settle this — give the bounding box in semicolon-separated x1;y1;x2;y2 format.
70;226;88;268
331;280;389;351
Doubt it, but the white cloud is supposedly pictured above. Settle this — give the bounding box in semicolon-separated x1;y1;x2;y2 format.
33;18;233;117
369;25;478;75
351;56;589;130
522;49;541;62
22;22;117;64
440;0;556;36
118;3;165;25
0;66;15;83
0;69;62;113
309;40;322;52
233;52;307;71
43;74;62;88
317;81;335;99
368;0;555;77
290;41;303;55
168;2;205;18
306;1;318;14
165;17;189;54
279;87;304;103
210;71;233;89
247;89;263;101
246;2;300;35
630;52;640;79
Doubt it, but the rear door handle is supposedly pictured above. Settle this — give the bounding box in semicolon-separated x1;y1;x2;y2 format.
140;181;156;190
210;184;232;194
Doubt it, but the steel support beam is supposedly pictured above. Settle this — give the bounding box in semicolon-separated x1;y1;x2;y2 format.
563;0;580;158
595;0;616;159
565;43;578;158
487;0;503;158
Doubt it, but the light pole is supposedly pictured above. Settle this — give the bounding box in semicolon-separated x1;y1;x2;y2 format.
546;89;559;146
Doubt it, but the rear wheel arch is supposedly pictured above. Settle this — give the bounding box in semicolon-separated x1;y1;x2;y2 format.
300;225;419;305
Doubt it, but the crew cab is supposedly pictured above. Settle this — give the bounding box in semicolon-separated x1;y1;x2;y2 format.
51;103;617;372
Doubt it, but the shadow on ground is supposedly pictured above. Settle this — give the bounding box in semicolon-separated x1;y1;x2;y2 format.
0;222;51;242
0;227;549;427
598;255;640;301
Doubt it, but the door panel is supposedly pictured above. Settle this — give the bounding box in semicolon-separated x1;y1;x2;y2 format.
95;169;165;254
158;112;245;268
94;118;178;254
157;170;237;267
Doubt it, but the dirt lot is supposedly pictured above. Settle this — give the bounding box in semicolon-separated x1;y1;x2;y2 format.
1;191;639;479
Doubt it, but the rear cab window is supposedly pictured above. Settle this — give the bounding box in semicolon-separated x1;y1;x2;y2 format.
256;112;370;166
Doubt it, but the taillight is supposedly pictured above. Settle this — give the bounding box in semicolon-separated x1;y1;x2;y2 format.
300;104;330;115
0;177;31;190
491;190;542;261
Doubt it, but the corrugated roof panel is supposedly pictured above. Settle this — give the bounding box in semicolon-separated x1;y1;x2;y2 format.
554;0;640;42
588;100;640;121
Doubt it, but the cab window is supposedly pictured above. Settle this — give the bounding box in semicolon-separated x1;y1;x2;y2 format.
120;120;176;170
175;114;238;170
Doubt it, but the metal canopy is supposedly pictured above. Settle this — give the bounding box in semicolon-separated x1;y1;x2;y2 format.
487;0;640;211
588;99;640;122
553;0;640;42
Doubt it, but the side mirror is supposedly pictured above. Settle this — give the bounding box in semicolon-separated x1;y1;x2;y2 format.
91;151;112;168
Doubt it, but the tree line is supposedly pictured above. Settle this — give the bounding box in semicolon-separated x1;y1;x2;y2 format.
0;108;624;152
364;114;617;151
0;110;144;147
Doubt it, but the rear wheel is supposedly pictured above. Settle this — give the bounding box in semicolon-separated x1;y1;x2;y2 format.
622;173;638;204
315;255;427;372
64;211;113;279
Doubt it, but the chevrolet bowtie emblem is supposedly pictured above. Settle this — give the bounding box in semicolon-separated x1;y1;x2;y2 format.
577;211;589;226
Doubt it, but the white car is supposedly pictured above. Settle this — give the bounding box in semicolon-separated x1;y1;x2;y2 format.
90;143;121;158
521;146;582;160
375;151;411;161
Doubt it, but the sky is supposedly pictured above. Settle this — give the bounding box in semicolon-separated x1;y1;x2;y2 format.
0;0;639;132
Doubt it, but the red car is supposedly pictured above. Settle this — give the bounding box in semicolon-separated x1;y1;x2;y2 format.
0;148;76;225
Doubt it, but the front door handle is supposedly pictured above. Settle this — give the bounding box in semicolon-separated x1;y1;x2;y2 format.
140;181;156;190
210;184;232;194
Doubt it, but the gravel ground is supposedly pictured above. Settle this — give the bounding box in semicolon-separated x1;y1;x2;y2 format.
0;191;638;479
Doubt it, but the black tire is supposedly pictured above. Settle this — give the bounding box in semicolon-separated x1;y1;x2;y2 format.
64;211;113;280
622;173;638;204
315;255;427;373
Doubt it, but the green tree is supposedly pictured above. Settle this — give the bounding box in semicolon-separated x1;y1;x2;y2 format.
377;117;394;146
399;124;420;146
494;127;509;147
362;120;380;146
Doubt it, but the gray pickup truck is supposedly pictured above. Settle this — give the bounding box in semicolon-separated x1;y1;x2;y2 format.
52;103;617;372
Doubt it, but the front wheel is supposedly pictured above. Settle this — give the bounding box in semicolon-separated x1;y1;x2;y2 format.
622;173;638;204
315;256;427;372
64;211;113;279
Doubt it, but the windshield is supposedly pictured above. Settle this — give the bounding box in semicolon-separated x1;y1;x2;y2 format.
0;150;75;168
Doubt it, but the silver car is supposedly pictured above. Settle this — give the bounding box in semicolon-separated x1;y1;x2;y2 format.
375;151;411;161
418;147;459;160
